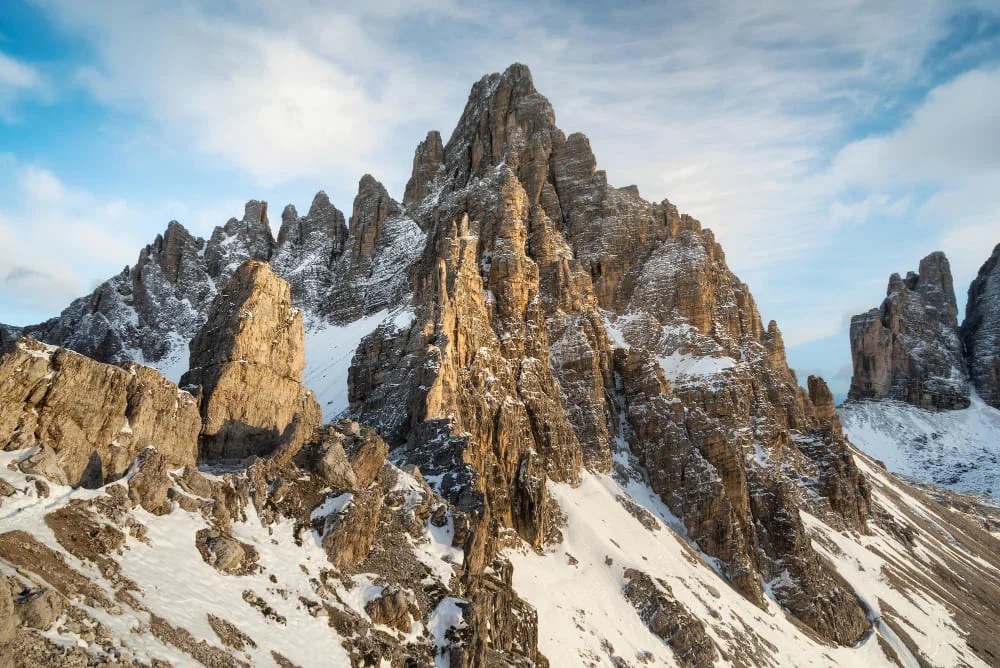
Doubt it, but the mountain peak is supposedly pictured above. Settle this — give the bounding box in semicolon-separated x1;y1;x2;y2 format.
850;252;969;410
443;62;557;192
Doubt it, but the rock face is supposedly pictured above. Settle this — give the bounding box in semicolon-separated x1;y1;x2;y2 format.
962;243;1000;409
622;568;716;667
849;252;970;410
0;338;199;486
0;324;21;351
180;261;321;461
403;131;444;211
348;63;871;644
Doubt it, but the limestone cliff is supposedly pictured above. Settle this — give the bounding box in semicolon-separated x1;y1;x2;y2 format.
0;338;199;486
180;260;321;461
849;252;970;410
349;63;871;644
962;243;1000;409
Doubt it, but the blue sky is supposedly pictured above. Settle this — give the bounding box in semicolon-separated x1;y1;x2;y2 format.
1;1;999;401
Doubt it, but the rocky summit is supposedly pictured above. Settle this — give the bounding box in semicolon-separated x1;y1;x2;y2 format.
841;246;1000;498
2;64;1000;667
848;251;970;410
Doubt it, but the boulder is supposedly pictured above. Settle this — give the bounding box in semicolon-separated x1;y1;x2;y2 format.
195;529;259;575
364;587;418;633
127;448;174;516
320;487;384;570
12;587;62;631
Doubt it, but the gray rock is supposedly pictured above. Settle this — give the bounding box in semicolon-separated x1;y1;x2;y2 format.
17;445;69;487
962;243;1000;409
13;587;63;631
849;252;970;410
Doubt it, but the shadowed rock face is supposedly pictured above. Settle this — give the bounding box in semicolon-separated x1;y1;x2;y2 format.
962;244;1000;409
849;252;970;411
0;338;199;486
403;130;444;212
180;260;321;461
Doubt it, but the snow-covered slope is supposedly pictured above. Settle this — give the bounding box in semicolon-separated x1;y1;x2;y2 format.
840;393;1000;498
0;447;469;666
510;440;1000;667
5;433;1000;667
303;308;414;421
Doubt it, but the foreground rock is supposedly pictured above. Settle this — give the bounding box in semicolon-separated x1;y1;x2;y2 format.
848;252;969;410
962;243;1000;409
180;260;321;461
0;338;199;486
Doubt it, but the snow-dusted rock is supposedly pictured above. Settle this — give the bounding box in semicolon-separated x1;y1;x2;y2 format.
962;243;1000;410
849;252;970;410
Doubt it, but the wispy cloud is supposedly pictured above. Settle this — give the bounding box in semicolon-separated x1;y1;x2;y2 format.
0;162;145;317
12;0;1000;373
0;50;44;119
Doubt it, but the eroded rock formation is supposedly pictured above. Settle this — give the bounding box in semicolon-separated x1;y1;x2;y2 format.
347;63;872;644
849;252;970;410
180;260;321;461
962;243;1000;409
0;338;199;486
181;260;322;460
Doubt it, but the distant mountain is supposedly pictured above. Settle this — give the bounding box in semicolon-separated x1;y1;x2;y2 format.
841;245;1000;498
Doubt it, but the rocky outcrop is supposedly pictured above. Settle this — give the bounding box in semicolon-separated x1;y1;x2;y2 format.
364;587;418;633
180;260;321;461
319;487;384;570
0;323;21;351
962;243;1000;409
849;252;970;410
622;569;716;667
309;420;388;491
0;338;199;486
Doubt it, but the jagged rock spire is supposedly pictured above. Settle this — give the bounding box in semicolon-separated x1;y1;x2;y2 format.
849;251;970;410
403;130;444;211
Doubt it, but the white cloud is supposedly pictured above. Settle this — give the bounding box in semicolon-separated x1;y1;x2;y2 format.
0;50;44;119
828;67;1000;188
18;0;1000;374
40;0;458;187
0;163;145;316
827;67;1000;299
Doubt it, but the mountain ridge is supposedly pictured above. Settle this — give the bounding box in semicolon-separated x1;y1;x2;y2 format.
1;63;999;667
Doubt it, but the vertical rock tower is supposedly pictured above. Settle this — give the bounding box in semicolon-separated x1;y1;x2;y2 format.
962;244;1000;409
180;260;321;461
848;252;970;410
